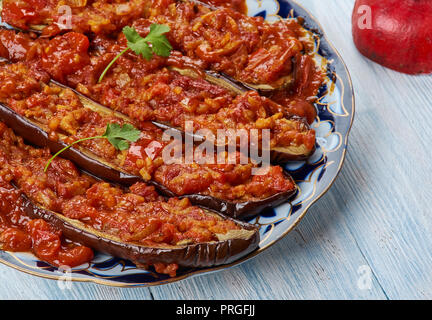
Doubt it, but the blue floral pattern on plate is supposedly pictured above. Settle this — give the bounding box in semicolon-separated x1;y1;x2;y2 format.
0;0;355;287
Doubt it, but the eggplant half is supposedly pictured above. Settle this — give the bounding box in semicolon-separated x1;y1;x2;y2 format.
150;114;315;164
177;0;298;93
269;115;317;163
147;68;315;162
0;79;298;219
60;68;315;163
171;66;294;101
17;185;260;270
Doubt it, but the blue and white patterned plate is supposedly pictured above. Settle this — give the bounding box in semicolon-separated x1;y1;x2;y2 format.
0;0;355;287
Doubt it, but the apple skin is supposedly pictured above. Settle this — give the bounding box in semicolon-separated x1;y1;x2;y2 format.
352;0;432;74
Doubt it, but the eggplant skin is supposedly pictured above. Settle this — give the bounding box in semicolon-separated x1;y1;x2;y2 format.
270;145;316;163
174;181;298;220
150;168;297;219
19;190;260;269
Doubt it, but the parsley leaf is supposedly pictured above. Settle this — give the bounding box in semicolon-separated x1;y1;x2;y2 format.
44;123;141;172
123;26;152;61
103;123;141;150
122;26;143;44
145;24;172;57
98;24;172;83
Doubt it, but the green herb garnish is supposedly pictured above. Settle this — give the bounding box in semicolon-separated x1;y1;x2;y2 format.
44;123;141;172
98;24;172;83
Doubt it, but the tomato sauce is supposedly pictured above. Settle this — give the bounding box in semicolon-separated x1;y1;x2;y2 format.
200;0;247;13
0;127;93;267
0;0;54;31
0;185;94;268
145;3;302;85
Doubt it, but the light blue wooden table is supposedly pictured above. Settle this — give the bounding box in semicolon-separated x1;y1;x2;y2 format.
1;0;431;300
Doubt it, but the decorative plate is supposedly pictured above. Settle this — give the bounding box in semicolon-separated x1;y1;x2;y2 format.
0;0;355;287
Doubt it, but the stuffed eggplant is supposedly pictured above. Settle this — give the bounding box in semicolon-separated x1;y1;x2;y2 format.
0;61;298;219
0;121;259;276
20;188;260;273
0;0;323;125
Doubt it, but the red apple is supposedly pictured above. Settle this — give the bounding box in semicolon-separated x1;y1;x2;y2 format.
352;0;432;74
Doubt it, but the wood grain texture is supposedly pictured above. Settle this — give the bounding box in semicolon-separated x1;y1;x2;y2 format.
1;0;431;300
